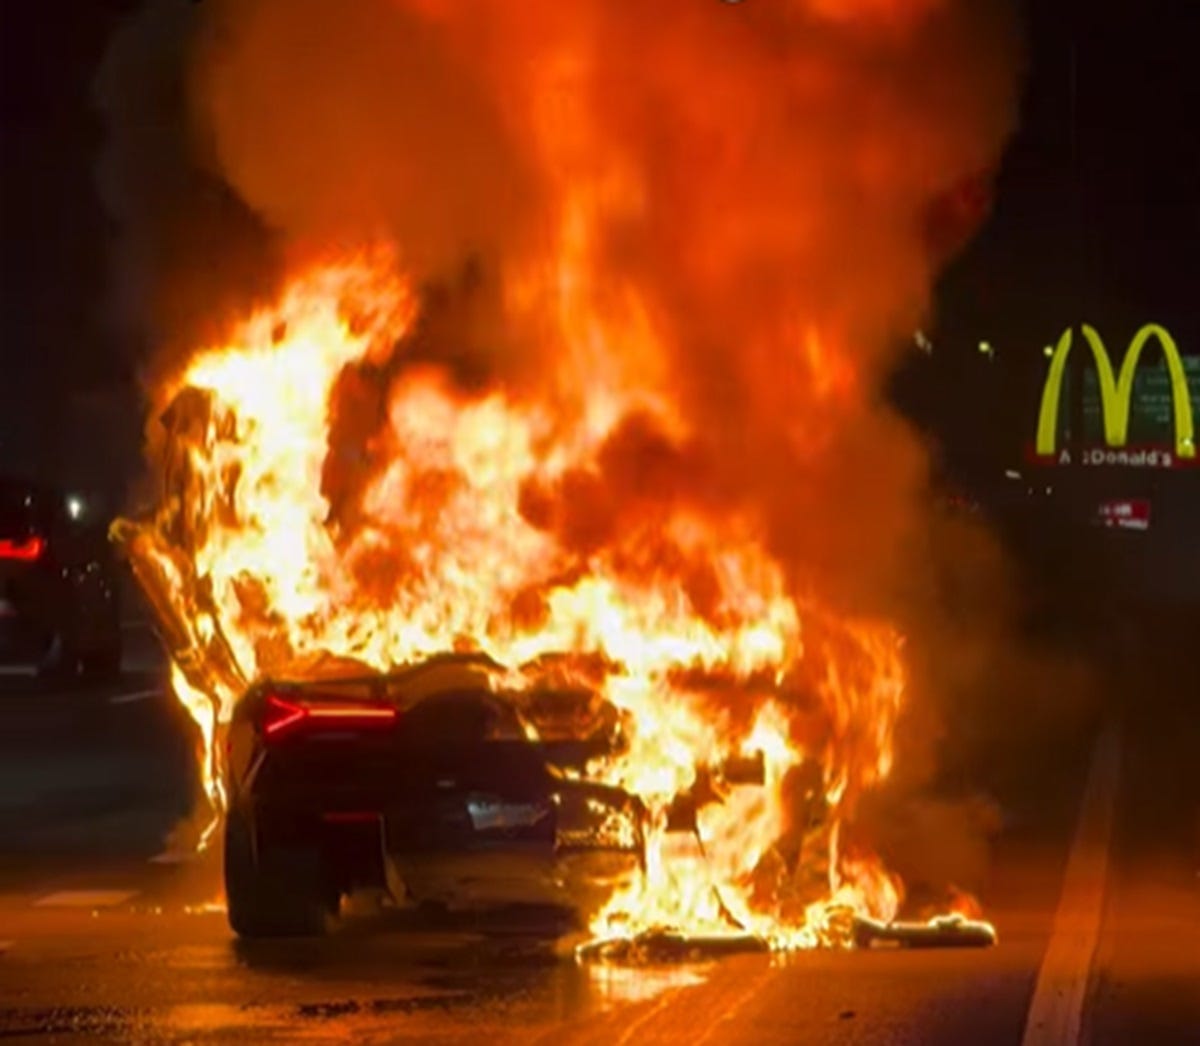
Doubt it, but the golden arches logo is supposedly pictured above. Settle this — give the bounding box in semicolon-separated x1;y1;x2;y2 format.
1035;324;1196;460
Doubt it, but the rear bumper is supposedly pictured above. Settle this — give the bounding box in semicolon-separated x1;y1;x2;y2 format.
397;845;638;913
240;790;642;915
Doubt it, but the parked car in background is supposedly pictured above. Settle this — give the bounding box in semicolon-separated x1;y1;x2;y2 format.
0;476;122;679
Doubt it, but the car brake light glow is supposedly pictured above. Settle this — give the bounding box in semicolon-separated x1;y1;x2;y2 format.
0;535;46;562
262;692;397;738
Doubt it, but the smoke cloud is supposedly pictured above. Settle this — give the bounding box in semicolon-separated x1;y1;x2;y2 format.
101;0;1038;897
93;0;279;379
179;0;1019;611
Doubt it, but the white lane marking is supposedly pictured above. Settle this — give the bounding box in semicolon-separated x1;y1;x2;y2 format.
614;990;685;1046
109;688;162;705
0;666;37;677
1021;724;1122;1046
33;889;138;909
695;968;774;1046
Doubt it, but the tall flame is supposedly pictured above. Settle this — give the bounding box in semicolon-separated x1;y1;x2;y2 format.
117;251;908;946
110;0;1016;950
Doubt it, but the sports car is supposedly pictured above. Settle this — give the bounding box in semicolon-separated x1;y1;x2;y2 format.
223;654;762;938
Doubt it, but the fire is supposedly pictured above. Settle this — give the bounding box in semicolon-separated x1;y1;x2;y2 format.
107;0;1015;952
116;252;907;948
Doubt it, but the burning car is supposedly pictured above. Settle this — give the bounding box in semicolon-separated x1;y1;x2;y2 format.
111;260;921;951
222;653;767;938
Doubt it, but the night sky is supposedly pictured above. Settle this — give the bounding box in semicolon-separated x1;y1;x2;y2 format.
922;0;1200;477
1;0;1197;499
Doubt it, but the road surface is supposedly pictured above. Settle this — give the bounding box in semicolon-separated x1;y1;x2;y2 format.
1;629;1197;1044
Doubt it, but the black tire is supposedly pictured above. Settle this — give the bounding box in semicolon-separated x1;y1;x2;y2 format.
223;810;337;938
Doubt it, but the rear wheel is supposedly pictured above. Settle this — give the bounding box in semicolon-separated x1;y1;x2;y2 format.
224;810;337;938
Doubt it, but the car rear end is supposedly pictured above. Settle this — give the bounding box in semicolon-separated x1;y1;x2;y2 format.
0;480;58;666
222;668;644;937
0;478;122;676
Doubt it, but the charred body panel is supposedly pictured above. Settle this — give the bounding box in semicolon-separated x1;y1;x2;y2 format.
222;667;646;937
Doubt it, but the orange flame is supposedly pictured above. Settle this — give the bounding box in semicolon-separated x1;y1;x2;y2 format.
116;250;911;947
112;0;1014;950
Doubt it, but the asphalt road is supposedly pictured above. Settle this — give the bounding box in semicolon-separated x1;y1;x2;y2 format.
0;630;1197;1044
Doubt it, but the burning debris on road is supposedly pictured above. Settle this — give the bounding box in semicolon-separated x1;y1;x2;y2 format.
107;0;1016;952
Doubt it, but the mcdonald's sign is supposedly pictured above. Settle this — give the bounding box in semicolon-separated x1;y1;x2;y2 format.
1033;324;1198;468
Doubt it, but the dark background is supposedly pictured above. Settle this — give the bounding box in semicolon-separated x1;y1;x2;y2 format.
2;1;1197;583
2;2;137;498
913;0;1200;479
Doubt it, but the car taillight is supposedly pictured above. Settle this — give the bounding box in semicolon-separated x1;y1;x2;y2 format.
0;535;46;562
261;692;398;739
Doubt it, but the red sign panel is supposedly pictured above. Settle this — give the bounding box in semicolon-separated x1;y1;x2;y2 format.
1094;499;1151;531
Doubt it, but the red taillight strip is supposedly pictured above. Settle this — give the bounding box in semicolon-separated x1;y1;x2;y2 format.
263;695;308;737
262;693;397;738
0;535;45;562
307;705;396;722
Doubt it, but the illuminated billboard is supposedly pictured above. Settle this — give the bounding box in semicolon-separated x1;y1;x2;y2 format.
1033;324;1198;468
